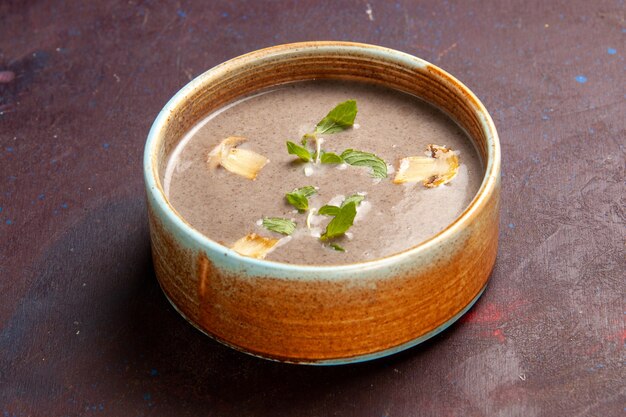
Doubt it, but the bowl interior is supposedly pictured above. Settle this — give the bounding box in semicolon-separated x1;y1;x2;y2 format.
152;44;493;189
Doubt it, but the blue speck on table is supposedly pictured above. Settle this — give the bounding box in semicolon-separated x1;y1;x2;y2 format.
575;75;587;83
607;47;616;55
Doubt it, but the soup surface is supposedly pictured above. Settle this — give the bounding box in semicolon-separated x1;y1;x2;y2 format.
164;81;483;265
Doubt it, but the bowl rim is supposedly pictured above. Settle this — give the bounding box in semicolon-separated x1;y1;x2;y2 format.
144;41;501;273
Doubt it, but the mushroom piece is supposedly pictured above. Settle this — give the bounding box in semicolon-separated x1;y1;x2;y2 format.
207;136;269;180
393;144;459;187
231;233;280;259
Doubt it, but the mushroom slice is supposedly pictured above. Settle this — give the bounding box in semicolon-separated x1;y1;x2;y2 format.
207;136;246;169
207;136;269;179
393;144;459;187
393;156;437;184
423;144;459;188
231;233;279;259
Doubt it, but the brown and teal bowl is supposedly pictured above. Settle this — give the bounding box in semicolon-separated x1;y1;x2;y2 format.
143;41;501;364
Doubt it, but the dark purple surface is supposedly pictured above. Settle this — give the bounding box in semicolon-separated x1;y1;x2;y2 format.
1;1;624;416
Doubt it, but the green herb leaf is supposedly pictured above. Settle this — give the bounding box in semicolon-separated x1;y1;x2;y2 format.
329;243;346;252
262;217;296;235
285;186;317;211
286;193;308;211
286;141;312;162
341;194;365;207
318;205;341;216
319;194;364;216
315;100;358;134
340;149;388;178
320;152;344;164
295;185;317;197
301;133;316;146
320;201;357;240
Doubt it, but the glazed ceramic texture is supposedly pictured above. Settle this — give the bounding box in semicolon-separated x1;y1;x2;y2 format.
144;42;501;364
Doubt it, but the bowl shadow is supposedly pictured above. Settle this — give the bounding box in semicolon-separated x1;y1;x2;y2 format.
1;196;459;416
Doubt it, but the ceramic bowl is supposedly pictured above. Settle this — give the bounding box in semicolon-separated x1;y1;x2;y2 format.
144;41;500;364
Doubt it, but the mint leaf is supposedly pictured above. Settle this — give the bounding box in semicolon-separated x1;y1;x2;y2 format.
340;149;388;178
341;194;365;207
320;201;357;240
315;100;358;134
286;193;308;211
262;217;296;235
285;186;317;211
318;205;341;216
286;141;312;162
294;185;317;197
319;194;364;216
320;152;344;164
329;243;346;252
301;133;316;146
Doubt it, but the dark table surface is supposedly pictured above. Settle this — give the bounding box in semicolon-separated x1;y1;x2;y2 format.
1;1;624;416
